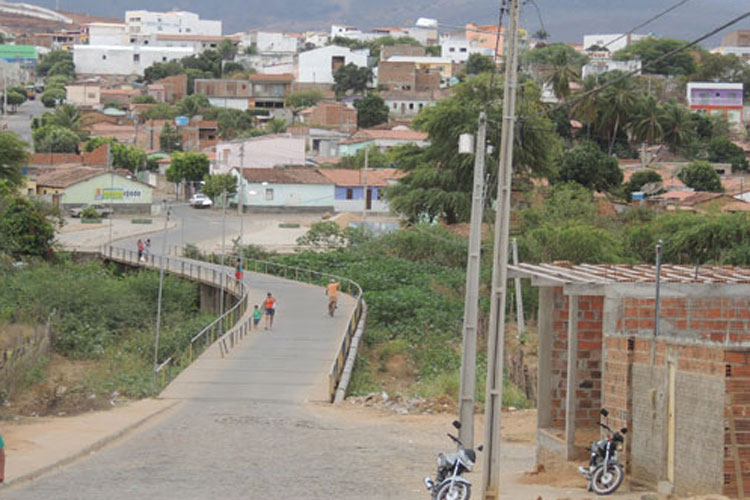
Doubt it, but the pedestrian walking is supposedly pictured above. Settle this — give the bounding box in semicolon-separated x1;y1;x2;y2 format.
264;292;277;330
137;239;144;262
0;430;5;483
252;304;262;329
235;259;243;281
144;239;151;261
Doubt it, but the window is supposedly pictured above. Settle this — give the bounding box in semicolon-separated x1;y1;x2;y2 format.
715;92;721;97
102;54;107;60
133;54;140;63
408;103;414;110
459;47;467;52
130;37;136;43
699;92;709;98
346;188;354;200
186;28;191;33
393;103;397;109
419;103;424;110
449;47;455;52
87;92;96;99
162;56;167;62
265;188;274;201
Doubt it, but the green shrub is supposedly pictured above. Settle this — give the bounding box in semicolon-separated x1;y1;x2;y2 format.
80;206;100;220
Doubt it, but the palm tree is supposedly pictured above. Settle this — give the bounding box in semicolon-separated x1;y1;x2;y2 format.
541;48;581;101
630;95;665;144
571;76;600;140
50;104;87;139
596;74;637;154
660;100;695;152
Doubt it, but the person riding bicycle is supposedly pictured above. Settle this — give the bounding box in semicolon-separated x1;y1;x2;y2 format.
326;278;339;316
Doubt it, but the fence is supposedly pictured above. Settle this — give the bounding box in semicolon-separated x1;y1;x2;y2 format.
0;321;53;399
101;245;250;389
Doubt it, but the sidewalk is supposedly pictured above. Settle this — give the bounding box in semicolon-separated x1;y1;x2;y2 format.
1;399;177;488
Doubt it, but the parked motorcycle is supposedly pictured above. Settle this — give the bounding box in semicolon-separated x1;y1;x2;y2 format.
578;408;627;495
424;420;482;500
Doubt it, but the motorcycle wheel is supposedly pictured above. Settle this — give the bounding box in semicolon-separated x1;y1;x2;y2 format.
436;482;471;500
591;463;624;495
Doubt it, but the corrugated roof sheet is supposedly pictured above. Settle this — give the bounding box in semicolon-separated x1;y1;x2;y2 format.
239;167;331;185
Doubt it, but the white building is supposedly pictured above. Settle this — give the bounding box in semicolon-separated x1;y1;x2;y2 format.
441;37;494;64
582;57;642;79
125;10;221;37
214;135;307;174
582;33;648;53
382;90;436;119
303;31;329;49
297;45;369;84
712;45;750;62
243;31;298;54
87;22;127;45
73;45;194;76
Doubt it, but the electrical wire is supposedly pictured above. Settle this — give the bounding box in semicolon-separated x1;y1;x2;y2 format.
523;0;547;38
600;0;692;50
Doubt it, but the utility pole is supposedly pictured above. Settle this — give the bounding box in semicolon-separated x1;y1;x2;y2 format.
107;143;114;246
362;148;369;222
153;200;170;390
481;0;521;498
457;111;487;448
219;190;227;332
238;143;245;271
512;237;525;339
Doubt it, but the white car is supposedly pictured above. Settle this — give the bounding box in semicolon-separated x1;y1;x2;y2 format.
189;193;213;208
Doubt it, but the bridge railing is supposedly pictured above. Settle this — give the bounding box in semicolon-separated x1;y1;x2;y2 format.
101;245;250;389
239;258;365;403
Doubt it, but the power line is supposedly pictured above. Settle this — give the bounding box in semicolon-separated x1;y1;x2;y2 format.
523;0;546;37
531;10;750;121
601;0;691;50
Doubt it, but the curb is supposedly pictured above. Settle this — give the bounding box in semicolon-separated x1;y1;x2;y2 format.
0;399;179;490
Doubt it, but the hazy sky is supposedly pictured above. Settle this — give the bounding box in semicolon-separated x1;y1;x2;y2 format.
36;0;750;46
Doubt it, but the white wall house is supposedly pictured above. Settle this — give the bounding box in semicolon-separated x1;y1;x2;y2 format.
243;31;298;54
582;33;647;52
441;37;494;64
73;45;194;76
232;167;334;212
582;58;642;79
214;135;307;174
713;45;750;61
297;45;369;84
87;22;127;45
125;10;221;37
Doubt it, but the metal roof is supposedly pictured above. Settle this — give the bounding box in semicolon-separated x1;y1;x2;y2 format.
510;263;750;285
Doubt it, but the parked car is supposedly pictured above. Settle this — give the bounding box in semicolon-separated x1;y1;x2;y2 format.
69;204;114;218
189;193;213;208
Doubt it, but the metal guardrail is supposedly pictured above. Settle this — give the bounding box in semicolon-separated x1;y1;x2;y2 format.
101;245;250;389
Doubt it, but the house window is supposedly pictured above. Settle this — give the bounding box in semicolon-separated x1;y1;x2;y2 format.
409;103;414;110
449;47;455;52
162;57;167;62
130;37;136;43
133;54;140;63
102;54;107;60
716;92;721;97
699;92;708;98
346;188;354;200
393;103;398;109
460;47;467;52
87;92;96;99
265;188;274;201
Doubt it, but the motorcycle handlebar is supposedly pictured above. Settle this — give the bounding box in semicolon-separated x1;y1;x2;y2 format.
447;433;462;446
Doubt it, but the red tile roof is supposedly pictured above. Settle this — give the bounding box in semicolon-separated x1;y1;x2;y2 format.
317;168;402;187
239;167;331;185
36;166;132;188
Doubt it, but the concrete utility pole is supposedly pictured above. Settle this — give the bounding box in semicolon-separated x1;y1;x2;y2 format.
362;148;369;221
457;111;487;448
512;237;525;339
238;143;245;271
107;143;114;246
481;0;521;498
153;200;170;390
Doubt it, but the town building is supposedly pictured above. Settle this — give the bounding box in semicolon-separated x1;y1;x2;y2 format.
381;44;425;60
582;33;648;52
464;23;503;59
0;44;37;78
382;90;441;119
440;36;495;64
297;45;369;84
65;82;101;107
303;31;329;49
242;30;298;54
318;168;400;213
146;74;188;103
86;22;127;45
288;126;349;158
213;134;306;174
34;166;153;213
136;119;218;152
73;45;194;76
193;74;292;110
381;55;453;86
687;82;744;125
350;128;430;150
405;18;439;46
713;30;750;61
124;10;221;37
233;166;333;212
298;101;357;133
514;262;750;498
377;60;441;92
582;53;642;79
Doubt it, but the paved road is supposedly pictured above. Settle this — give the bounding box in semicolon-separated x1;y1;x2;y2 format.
2;268;398;500
2;98;44;145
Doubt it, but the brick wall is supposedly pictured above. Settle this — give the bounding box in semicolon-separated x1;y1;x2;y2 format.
724;349;750;497
82;144;109;167
378;61;416;91
29;153;82;165
415;69;441;91
381;45;425;59
309;102;357;133
548;288;604;430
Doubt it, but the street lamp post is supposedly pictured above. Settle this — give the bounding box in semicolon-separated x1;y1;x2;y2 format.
153;200;171;390
219;190;227;333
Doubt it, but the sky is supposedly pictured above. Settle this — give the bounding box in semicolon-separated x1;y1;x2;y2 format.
36;0;750;47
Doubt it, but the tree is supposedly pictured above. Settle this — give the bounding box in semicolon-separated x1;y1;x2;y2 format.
5;91;26;112
354;94;389;128
41;88;65;108
557;141;623;192
159;122;182;152
48;60;75;79
201;173;237;202
111;143;147;172
0;195;56;258
143;61;184;83
626;170;662;194
386;74;560;223
333;63;373;96
48;104;87;139
338;146;391;169
45;74;73;89
37;50;73;77
596;71;638;154
32;125;80;153
613;37;697;76
425;46;441;57
707;136;749;171
202;108;254;140
267;117;287;134
222;61;244;75
217;39;238;60
630;95;665;144
0;131;28;188
132;95;157;104
169;152;210;183
538;46;581;100
286;90;324;110
144;102;177;120
465;53;495;76
660;100;695;152
176;93;210;117
678;161;723;192
527;43;589;68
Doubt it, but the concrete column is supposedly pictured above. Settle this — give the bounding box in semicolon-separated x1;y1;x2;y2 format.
537;287;554;430
565;294;579;460
199;284;217;314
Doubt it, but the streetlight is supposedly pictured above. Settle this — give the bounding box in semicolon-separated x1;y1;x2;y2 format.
153;199;171;390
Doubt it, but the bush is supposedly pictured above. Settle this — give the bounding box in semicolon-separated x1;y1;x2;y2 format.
80;206;100;220
678;161;723;192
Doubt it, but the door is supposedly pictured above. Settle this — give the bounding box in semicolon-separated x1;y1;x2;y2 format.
366;188;372;210
667;362;676;483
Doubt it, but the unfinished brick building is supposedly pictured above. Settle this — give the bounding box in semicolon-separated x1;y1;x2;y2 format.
511;263;750;497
